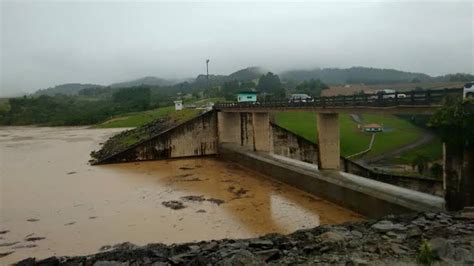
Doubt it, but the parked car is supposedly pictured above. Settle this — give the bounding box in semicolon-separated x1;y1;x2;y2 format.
369;89;405;99
289;94;313;103
463;82;474;98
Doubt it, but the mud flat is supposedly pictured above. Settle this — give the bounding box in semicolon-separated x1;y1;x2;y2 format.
0;127;362;264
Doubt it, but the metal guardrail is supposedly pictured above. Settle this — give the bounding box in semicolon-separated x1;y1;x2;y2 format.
214;88;463;110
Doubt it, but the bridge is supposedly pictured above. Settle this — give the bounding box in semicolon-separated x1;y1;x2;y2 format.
214;88;462;170
214;88;461;114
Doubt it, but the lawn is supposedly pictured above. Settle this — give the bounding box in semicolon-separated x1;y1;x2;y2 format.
390;139;443;164
275;113;372;157
95;106;201;128
275;112;424;158
362;114;423;157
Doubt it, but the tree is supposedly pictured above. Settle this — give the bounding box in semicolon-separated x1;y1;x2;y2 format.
429;98;474;150
294;79;329;97
221;80;240;101
256;72;285;100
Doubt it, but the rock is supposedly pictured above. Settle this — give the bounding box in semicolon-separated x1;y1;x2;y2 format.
349;257;369;266
181;195;205;202
371;220;405;232
390;243;407;255
207;198;225;205
217;249;265;266
161;200;186;210
351;230;363;238
318;231;345;243
249;239;273;248
0;230;9;234
254;249;279;261
424;212;436;220
406;225;422;238
429;237;455;260
37;256;60;265
15;257;36;266
0;251;14;258
0;241;19;247
12;244;37;249
25;236;46;242
26;218;40;222
196;209;206;213
94;261;130;266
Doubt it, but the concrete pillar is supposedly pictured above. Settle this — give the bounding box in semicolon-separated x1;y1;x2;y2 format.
218;112;240;144
240;113;254;149
252;112;271;152
317;113;340;170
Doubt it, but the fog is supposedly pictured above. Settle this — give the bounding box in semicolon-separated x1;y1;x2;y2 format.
1;1;472;96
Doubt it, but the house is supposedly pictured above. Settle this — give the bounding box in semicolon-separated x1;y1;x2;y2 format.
174;100;183;111
362;123;383;132
237;91;257;103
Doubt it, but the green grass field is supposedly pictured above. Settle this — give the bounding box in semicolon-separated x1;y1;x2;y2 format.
390;139;443;164
275;112;424;158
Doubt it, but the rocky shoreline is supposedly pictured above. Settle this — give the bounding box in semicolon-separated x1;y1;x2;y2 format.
15;210;474;265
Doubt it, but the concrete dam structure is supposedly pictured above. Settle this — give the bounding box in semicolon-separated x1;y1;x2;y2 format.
94;89;473;218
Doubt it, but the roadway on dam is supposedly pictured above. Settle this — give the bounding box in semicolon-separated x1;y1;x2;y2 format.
0;127;363;264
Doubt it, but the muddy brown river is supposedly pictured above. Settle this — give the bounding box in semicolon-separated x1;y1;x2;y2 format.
0;127;363;264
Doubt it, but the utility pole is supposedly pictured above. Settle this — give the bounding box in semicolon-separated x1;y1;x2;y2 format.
206;59;210;90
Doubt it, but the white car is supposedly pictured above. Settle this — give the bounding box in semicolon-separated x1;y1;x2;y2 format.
463;82;474;98
289;94;313;103
370;89;405;99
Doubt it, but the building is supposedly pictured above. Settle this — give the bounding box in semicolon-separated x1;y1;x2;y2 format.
362;123;383;132
174;100;183;111
237;91;257;103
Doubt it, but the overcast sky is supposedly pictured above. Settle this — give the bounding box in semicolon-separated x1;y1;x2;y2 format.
1;1;473;96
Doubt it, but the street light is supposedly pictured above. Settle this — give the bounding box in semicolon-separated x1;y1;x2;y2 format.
206;59;210;90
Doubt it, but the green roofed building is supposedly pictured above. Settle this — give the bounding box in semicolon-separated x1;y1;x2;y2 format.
237;91;257;103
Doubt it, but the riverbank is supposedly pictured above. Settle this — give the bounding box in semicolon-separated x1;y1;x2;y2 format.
16;210;474;265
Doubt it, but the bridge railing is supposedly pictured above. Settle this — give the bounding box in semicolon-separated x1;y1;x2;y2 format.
214;88;463;110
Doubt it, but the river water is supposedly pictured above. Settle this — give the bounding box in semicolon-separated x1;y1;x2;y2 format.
0;127;363;263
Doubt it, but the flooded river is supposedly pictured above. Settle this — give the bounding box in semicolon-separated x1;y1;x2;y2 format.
0;127;363;263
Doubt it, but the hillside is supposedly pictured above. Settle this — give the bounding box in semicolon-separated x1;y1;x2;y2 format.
34;83;103;96
280;67;433;84
228;66;266;81
110;76;177;88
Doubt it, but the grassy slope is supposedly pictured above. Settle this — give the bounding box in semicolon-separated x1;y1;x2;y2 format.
274;112;371;156
362;114;423;157
390;139;443;164
95;98;224;128
275;112;424;158
95;107;200;128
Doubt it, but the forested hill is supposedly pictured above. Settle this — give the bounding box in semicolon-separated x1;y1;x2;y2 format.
280;67;433;84
228;66;266;81
110;76;178;88
34;83;103;96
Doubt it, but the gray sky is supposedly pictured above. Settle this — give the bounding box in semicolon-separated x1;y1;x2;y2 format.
1;0;473;96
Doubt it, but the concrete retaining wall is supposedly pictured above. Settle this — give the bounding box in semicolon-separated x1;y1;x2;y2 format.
219;143;444;218
100;111;218;163
271;123;443;196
